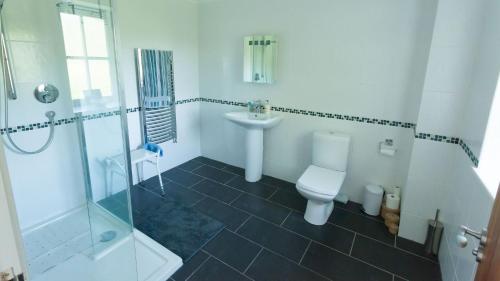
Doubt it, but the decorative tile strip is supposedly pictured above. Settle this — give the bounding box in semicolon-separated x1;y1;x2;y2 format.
200;97;479;166
127;107;141;113
199;97;247;107
414;133;460;144
0;98;199;135
199;97;416;129
0;117;78;134
0;96;480;168
459;139;479;167
176;98;200;105
415;132;478;167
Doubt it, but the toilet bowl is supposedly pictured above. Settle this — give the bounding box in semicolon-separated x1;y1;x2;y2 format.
296;132;350;225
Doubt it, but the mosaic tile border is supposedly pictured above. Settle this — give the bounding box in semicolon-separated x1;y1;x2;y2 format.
0;97;196;135
0;97;479;167
459;139;479;167
415;133;460;144
415;132;479;167
199;97;416;129
201;97;479;167
176;98;200;105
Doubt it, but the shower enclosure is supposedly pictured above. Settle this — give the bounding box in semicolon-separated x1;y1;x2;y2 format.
0;0;139;280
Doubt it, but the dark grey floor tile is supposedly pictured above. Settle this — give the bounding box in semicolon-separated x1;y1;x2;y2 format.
187;257;251;281
237;217;310;262
138;176;165;191
194;197;250;231
335;201;384;222
301;242;393;281
110;189;128;203
162;182;206;207
162;168;204;187
329;207;395;245
194;156;228;169
191;180;242;203
99;197;131;224
143;205;224;260
231;194;290;225
192;165;236;184
98;196;123;212
203;230;261;272
140;178;205;207
246;250;329;281
396;236;438;262
394;276;408;281
172;251;209;281
260;175;296;191
282;211;354;254
351;235;441;281
222;164;246;176
269;188;307;212
177;159;205;172
131;185;177;215
226;176;277;199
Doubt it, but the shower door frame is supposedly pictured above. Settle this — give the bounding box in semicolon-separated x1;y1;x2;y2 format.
0;144;28;279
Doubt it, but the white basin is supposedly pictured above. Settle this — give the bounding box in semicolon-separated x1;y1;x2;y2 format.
224;111;283;182
224;111;283;129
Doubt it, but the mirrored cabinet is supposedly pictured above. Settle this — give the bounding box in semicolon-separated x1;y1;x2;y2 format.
243;35;278;84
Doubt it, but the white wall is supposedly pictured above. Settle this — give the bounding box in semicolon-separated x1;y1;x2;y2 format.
2;0;88;229
439;0;500;280
198;0;437;202
399;0;500;280
115;0;201;182
400;0;490;242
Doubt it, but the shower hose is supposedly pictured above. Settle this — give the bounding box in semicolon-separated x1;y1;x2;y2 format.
2;91;56;155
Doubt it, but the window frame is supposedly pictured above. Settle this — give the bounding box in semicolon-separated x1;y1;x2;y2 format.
59;9;117;102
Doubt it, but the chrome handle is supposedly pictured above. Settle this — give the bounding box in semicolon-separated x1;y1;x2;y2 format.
457;225;488;263
472;247;485;262
459;225;487;246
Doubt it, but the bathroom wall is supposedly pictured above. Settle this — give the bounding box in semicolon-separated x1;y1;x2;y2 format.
198;0;437;202
439;0;500;279
399;0;500;280
2;0;88;229
115;0;201;183
399;0;490;242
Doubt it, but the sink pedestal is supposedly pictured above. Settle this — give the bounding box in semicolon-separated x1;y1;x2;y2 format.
224;111;282;183
245;128;264;182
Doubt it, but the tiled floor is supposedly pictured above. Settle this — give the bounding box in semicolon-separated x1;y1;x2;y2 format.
131;156;442;281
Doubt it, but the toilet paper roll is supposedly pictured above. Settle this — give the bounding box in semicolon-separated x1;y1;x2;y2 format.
386;194;400;210
380;143;396;156
393;186;401;197
380;147;396;156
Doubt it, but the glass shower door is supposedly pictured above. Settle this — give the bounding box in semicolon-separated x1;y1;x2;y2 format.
58;0;136;256
1;0;138;280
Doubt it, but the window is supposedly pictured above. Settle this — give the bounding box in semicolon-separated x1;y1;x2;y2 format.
477;73;500;195
60;12;113;100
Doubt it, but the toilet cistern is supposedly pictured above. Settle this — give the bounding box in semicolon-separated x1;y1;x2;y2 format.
224;111;283;182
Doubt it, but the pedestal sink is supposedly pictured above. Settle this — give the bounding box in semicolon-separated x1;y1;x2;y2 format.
224;111;283;182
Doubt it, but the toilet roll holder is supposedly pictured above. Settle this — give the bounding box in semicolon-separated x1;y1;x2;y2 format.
456;225;488;262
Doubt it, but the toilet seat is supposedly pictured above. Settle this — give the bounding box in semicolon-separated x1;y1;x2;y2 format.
297;165;346;196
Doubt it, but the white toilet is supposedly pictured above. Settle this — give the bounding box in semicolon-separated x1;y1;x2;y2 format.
296;131;351;225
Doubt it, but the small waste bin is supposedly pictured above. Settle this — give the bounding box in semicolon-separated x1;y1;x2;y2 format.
362;184;384;216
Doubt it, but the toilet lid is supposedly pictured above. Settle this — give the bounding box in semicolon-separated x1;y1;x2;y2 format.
297;165;346;196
